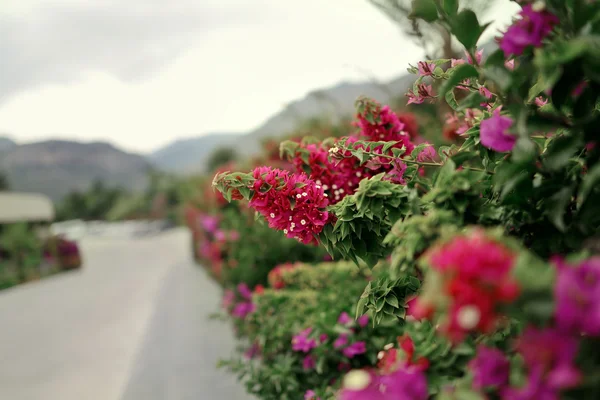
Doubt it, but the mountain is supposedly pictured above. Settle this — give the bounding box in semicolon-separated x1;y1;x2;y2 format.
235;74;416;154
0;140;151;200
148;133;240;174
149;75;415;168
0;136;16;152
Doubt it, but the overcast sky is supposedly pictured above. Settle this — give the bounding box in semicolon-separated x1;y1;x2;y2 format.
0;0;520;153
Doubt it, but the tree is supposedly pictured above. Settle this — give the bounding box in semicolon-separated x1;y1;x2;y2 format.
0;171;9;190
206;147;238;172
367;0;497;59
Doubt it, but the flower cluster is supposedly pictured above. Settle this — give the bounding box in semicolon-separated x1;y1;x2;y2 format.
291;142;363;204
223;283;256;320
413;230;519;341
339;366;428;400
554;257;600;336
499;4;559;57
249;167;330;245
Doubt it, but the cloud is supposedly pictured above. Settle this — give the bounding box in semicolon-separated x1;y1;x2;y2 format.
0;0;264;104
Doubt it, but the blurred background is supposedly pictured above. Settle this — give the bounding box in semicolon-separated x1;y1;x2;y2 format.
0;0;519;399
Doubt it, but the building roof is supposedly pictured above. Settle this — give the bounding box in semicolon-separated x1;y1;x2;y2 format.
0;192;55;223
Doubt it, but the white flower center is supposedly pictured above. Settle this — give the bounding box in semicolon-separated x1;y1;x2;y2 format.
457;305;481;330
532;1;545;12
300;220;306;225
270;213;275;218
343;370;371;391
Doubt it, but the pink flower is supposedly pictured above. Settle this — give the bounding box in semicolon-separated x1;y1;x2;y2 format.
237;283;252;300
504;327;581;398
382;159;407;185
249;167;330;245
417;61;436;76
499;4;558;57
340;367;428;400
479;108;516;152
303;355;316;370
343;341;367;358
466;48;484;65
407;84;435;105
338;312;352;325
451;58;466;67
469;345;510;390
554;257;600;336
416;144;437;163
244;342;261;359
535;96;548;107
334;334;349;349
292;328;317;353
232;302;255;319
319;333;329;343
479;86;493;99
421;230;519;342
357;314;369;328
504;59;516;70
305;390;320;400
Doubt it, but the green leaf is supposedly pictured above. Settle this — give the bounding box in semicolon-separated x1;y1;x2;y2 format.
544;134;584;171
410;0;438;22
545;186;574;232
445;90;459;110
442;0;458;16
440;64;478;98
449;10;486;50
577;163;600;209
385;294;399;308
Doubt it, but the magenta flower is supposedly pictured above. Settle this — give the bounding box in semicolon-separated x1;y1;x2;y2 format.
416;144;437;163
379;367;428;400
499;4;558;57
406;84;435;105
305;390;319;400
469;345;510;390
199;214;219;233
479;86;493;100
334;334;349;349
517;327;581;391
382;159;407;185
319;333;329;343
479;109;516;152
249;167;330;245
303;355;316;370
340;370;382;400
237;283;252;300
340;367;428;400
244;342;261;359
357;314;369;328
343;341;367;358
292;328;318;353
417;61;436;76
232;302;255;319
554;257;600;336
338;312;352;325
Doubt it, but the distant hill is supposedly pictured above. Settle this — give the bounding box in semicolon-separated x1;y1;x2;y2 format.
235;74;416;154
0;136;16;152
149;75;415;167
0;140;151;200
148;133;240;174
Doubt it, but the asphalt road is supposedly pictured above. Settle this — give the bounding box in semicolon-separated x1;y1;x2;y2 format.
0;228;250;400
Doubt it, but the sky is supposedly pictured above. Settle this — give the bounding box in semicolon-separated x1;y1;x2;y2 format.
0;0;520;153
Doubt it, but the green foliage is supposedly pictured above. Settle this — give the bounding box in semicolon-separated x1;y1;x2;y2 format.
206;146;238;172
320;174;418;267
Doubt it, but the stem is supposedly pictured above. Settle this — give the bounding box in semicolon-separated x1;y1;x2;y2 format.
345;148;494;175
